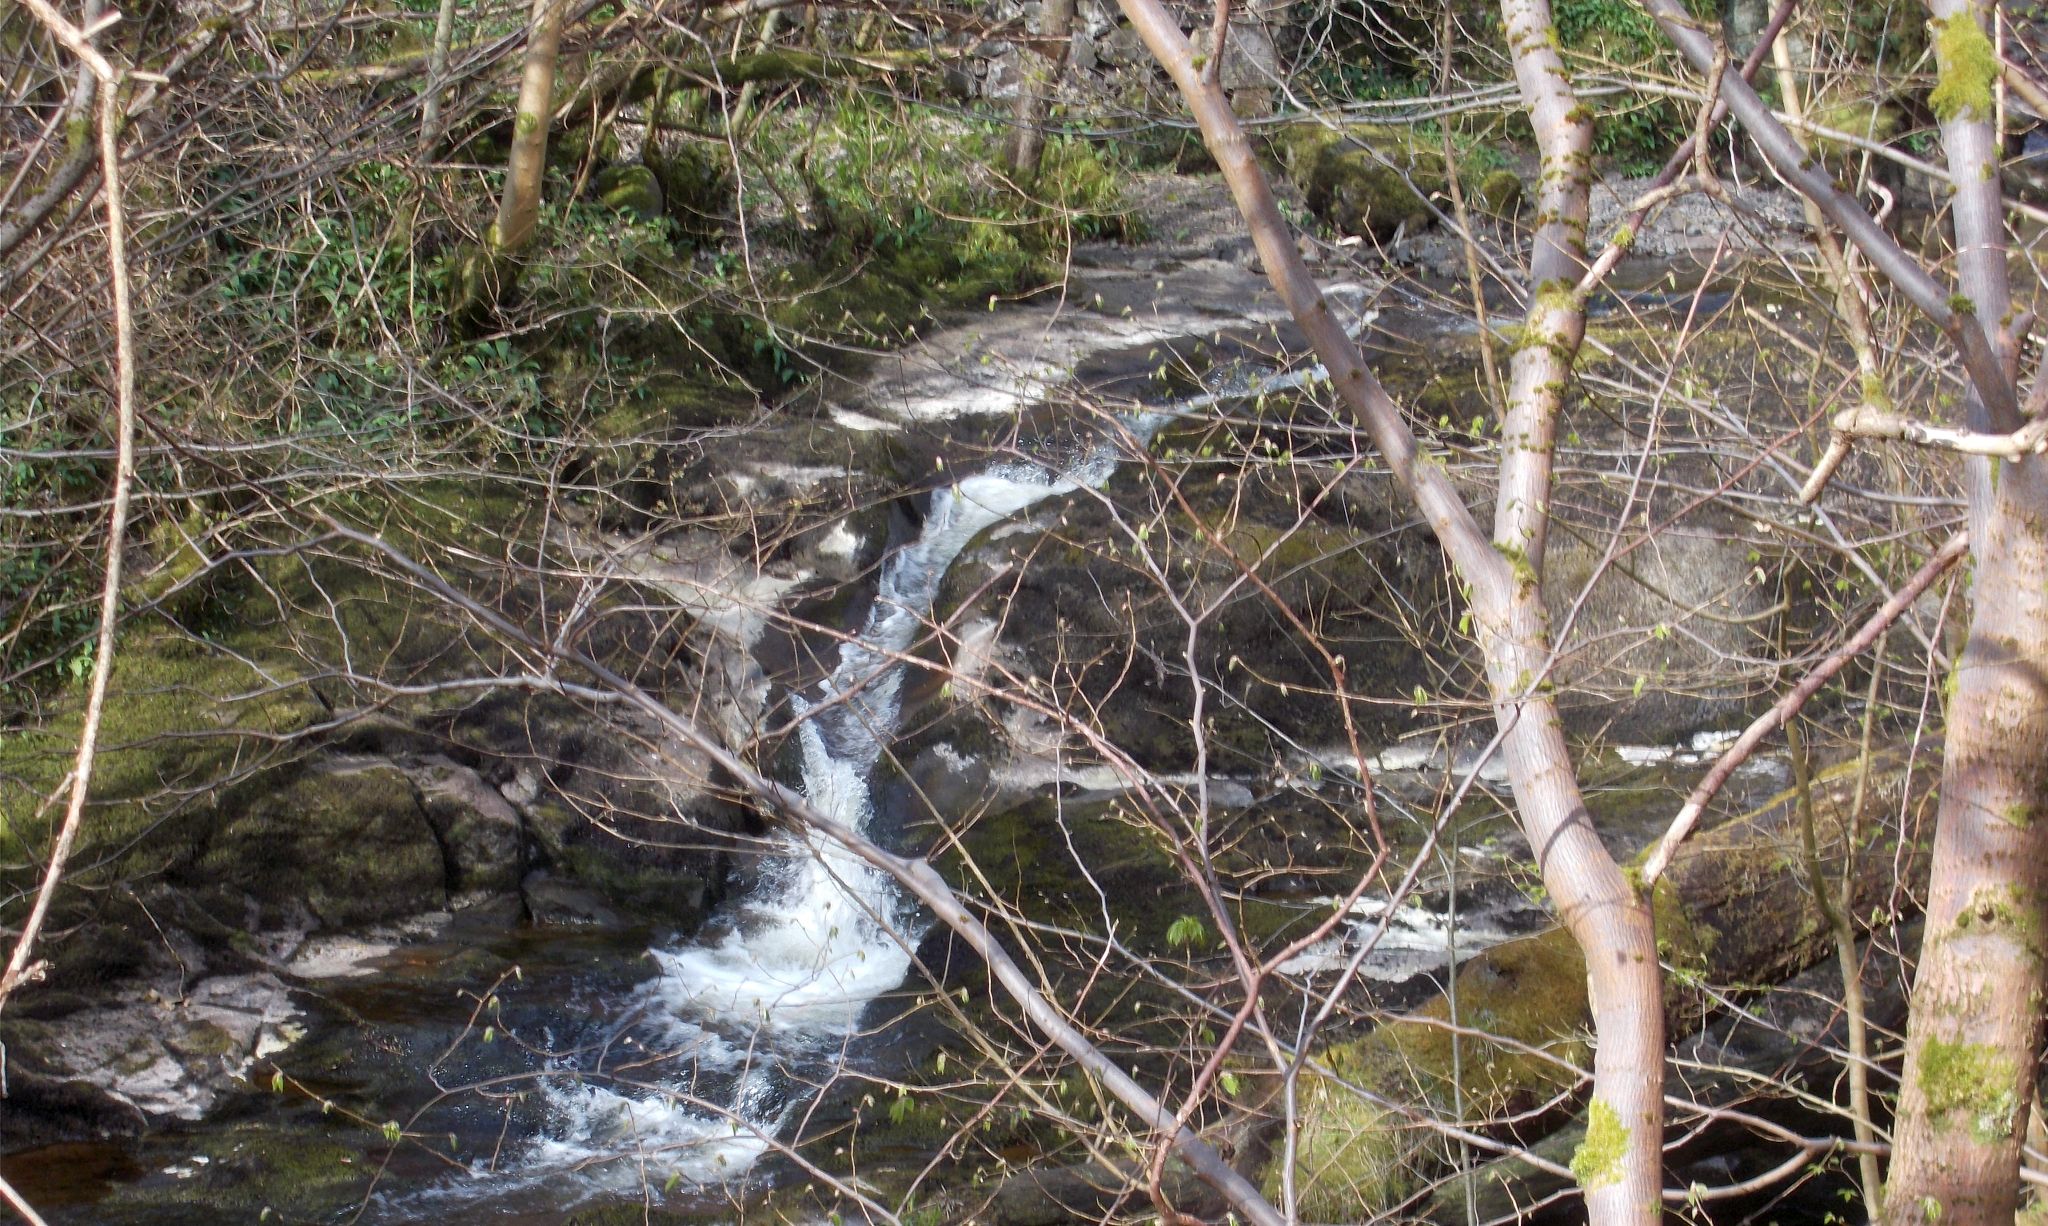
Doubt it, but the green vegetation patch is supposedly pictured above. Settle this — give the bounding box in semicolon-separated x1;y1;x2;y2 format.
1569;1097;1629;1190
1918;1037;2020;1143
1930;13;1998;124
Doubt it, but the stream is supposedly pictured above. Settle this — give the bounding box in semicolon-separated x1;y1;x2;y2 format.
0;236;1847;1224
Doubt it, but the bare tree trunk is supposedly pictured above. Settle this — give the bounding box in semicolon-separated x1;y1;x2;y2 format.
493;0;569;253
1006;0;1077;178
1882;471;2048;1226
418;0;459;153
1111;0;1663;1220
1879;6;2048;1225
1491;7;1666;1217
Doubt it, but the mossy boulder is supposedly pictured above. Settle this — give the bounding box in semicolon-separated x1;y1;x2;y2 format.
649;139;731;242
192;763;446;930
1268;929;1592;1221
0;632;326;912
1477;167;1525;215
1270;123;1447;241
594;163;663;221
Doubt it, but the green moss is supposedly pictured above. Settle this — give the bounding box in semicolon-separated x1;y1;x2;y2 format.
197;764;445;929
1952;883;2043;954
1918;1037;2019;1143
104;1129;371;1218
593;164;662;220
1569;1098;1628;1190
1269;123;1447;241
1267;929;1593;1217
0;632;323;867
1930;14;1997;124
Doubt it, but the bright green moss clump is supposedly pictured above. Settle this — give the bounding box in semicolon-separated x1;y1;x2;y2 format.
1570;1098;1628;1190
1929;14;1997;124
1919;1037;2019;1143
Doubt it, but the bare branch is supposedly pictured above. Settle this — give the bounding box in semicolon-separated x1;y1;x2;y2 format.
1641;533;1969;886
0;83;137;1012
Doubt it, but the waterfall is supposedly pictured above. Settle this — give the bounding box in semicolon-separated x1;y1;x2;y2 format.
528;456;1113;1185
515;313;1372;1194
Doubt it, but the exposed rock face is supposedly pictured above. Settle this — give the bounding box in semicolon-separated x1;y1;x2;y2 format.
2;974;301;1136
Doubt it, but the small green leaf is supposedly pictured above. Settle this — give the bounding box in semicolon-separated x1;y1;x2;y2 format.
1166;914;1211;949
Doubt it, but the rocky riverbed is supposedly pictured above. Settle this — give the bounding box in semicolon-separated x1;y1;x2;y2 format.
0;163;1897;1223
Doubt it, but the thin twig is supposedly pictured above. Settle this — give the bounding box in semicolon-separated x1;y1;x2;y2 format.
0;77;136;1018
1642;532;1968;885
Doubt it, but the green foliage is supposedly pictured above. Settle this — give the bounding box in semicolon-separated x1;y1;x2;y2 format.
214;160;546;436
1165;913;1212;949
772;97;1137;295
1552;0;1719;174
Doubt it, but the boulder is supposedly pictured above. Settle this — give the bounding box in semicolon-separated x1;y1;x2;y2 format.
593;163;663;220
1259;747;1934;1220
194;762;446;931
1270;123;1445;241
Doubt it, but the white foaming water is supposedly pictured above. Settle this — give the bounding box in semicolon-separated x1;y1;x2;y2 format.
531;456;1110;1184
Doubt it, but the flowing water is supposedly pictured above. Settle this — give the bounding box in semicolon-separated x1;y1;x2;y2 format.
505;309;1386;1198
508;454;1125;1196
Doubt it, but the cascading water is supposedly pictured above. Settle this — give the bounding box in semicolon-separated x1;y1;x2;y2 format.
496;306;1389;1207
523;453;1120;1191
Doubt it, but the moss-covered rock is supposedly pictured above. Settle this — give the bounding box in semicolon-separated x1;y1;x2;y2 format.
1262;748;1934;1219
1269;123;1446;241
98;1128;374;1220
1476;167;1524;215
649;139;731;242
193;763;446;930
0;631;326;906
1268;928;1592;1220
594;163;663;220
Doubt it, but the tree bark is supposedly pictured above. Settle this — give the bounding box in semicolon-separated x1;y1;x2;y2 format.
418;0;459;152
493;0;569;253
1109;0;1663;1221
1875;5;2048;1224
1006;0;1077;178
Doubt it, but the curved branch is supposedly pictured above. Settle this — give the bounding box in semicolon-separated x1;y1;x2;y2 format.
1636;0;2022;431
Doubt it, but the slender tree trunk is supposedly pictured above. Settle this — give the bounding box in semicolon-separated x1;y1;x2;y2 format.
1112;0;1663;1220
1490;4;1666;1222
1879;5;2048;1224
1006;0;1076;178
419;0;459;153
1882;466;2048;1226
494;0;569;252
